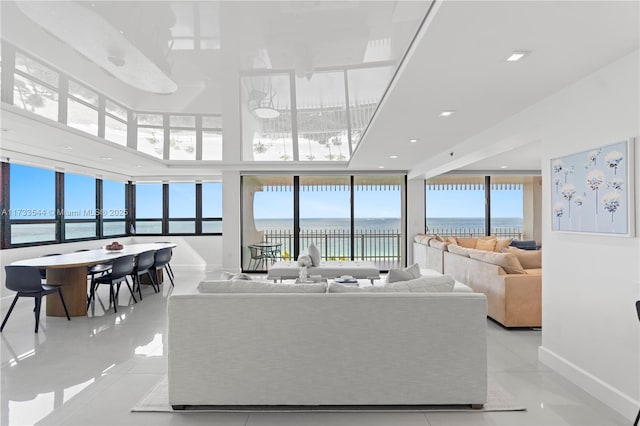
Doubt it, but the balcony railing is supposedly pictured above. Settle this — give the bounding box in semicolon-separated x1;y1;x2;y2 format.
262;228;402;270
426;227;523;239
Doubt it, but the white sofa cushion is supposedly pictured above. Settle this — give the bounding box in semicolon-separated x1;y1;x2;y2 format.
386;263;421;283
198;280;327;293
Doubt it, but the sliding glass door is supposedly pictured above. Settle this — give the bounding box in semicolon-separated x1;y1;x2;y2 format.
299;176;351;262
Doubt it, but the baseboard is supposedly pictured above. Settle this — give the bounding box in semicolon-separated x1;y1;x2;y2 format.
539;346;639;420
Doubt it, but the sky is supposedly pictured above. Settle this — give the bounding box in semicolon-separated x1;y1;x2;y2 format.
9;164;222;220
253;187;402;219
426;188;523;218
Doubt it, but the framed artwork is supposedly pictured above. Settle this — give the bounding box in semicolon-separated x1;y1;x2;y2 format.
551;138;635;236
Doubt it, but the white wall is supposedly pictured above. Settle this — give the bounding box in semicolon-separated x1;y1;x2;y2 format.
537;50;640;419
463;49;639;419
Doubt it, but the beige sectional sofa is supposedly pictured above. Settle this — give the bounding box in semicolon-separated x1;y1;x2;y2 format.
413;234;541;327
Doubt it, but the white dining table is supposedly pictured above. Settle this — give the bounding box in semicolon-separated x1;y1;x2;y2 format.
11;243;176;317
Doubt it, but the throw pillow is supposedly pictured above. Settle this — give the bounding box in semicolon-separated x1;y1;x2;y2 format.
308;242;321;266
447;244;472;257
434;234;445;242
386;263;421;283
297;253;312;267
468;250;525;274
445;236;458;244
494;238;514;252
475;238;497;251
198;280;327;293
456;237;477;249
502;247;542;269
385;275;455;292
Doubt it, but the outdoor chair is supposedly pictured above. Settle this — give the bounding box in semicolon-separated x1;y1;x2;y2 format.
1;265;71;333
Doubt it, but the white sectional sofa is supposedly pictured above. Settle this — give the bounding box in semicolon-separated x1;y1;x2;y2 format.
168;279;487;410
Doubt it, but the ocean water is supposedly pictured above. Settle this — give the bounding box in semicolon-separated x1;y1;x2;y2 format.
255;217;522;233
9;217;522;245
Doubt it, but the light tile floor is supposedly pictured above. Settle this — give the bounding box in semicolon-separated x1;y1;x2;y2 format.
0;268;631;426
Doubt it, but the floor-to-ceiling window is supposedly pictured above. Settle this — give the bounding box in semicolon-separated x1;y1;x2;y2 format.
241;174;405;272
425;177;486;236
354;175;403;269
490;176;524;238
425;175;526;239
201;182;223;233
63;172;97;240
299;176;351;260
102;179;127;236
7;163;56;245
168;183;196;233
0;162;222;248
134;183;163;234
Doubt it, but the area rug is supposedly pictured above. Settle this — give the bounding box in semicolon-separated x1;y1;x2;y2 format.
132;377;526;413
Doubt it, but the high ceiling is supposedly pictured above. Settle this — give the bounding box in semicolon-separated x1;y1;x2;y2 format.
1;0;638;180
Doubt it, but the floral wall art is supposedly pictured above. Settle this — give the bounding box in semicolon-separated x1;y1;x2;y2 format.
551;139;635;236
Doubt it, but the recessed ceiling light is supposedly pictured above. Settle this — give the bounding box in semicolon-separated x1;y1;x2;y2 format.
500;165;509;169
136;164;143;168
409;139;418;143
506;51;530;62
389;155;398;159
439;111;455;117
100;156;113;160
63;145;73;150
378;165;385;169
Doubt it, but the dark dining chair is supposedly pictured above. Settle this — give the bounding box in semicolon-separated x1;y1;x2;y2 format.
87;255;136;313
74;249;113;298
155;242;175;282
1;265;71;333
131;250;157;298
635;300;640;426
152;247;174;287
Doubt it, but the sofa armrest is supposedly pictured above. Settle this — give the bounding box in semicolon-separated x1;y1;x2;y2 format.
501;274;542;327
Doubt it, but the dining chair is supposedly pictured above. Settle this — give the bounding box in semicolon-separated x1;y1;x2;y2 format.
155;242;175;281
152;247;174;287
87;255;136;313
1;266;71;333
74;249;113;294
131;250;157;298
